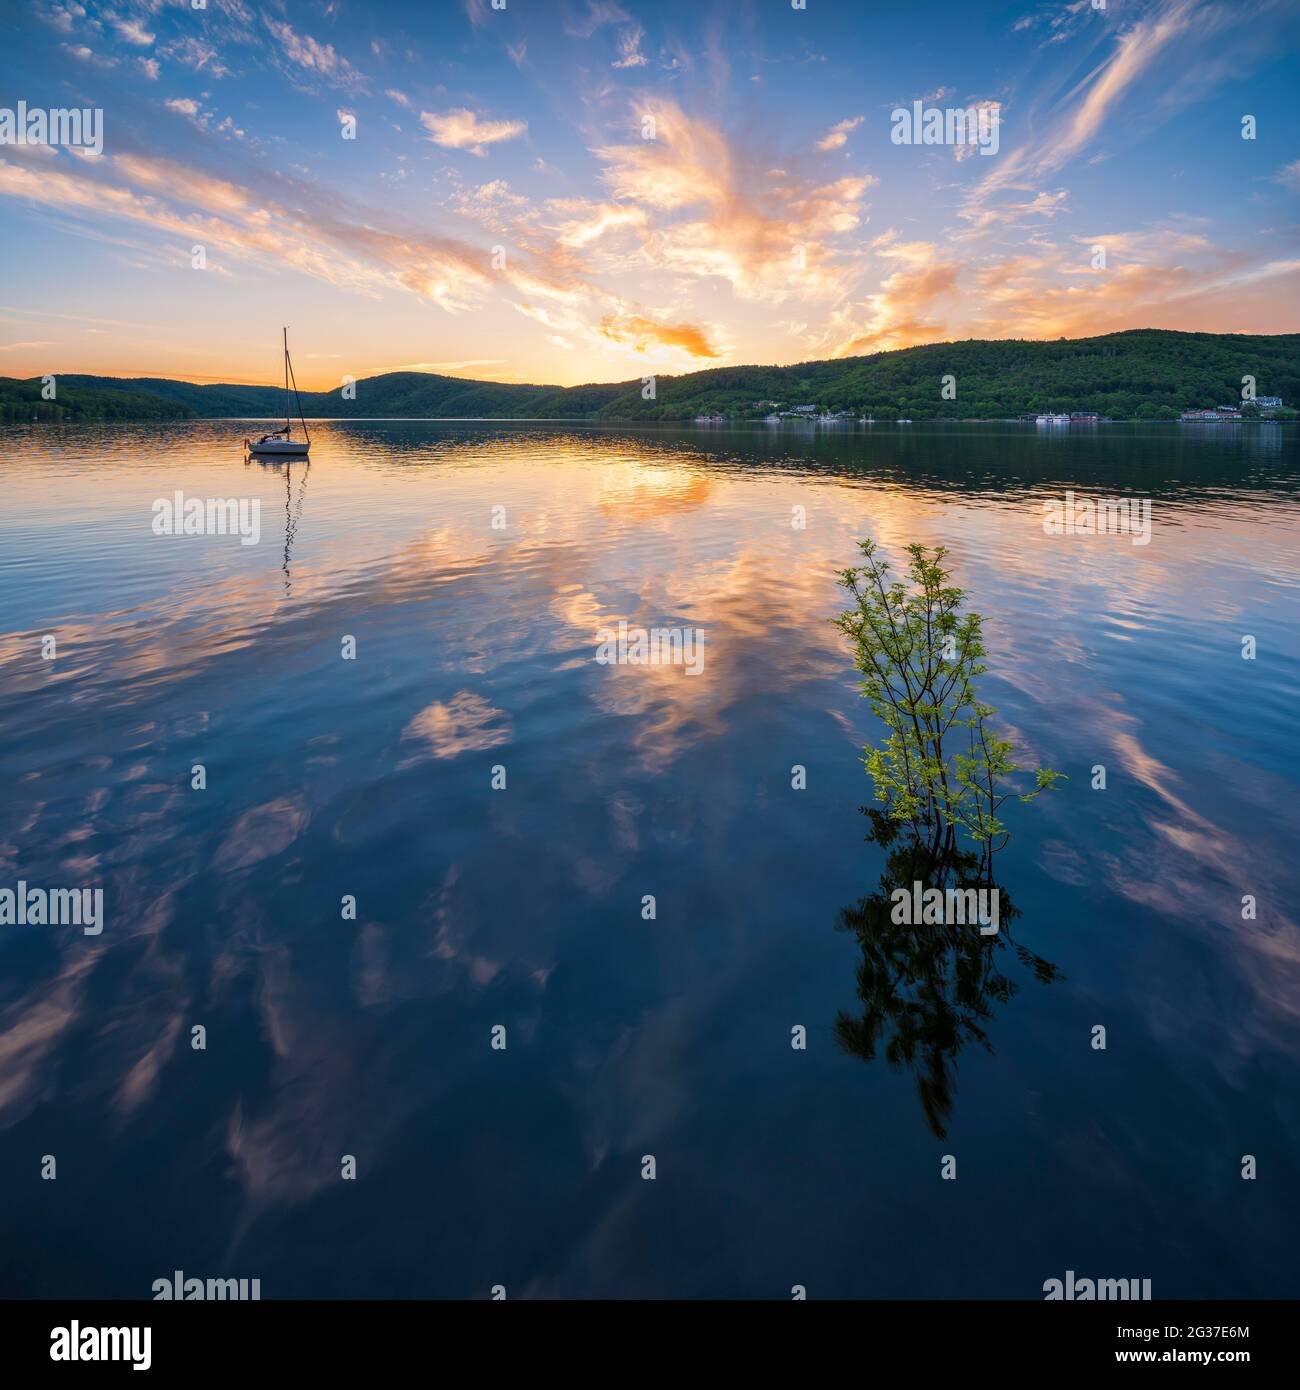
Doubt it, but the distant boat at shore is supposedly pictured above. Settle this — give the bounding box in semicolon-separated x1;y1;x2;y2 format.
1036;414;1070;424
246;328;310;457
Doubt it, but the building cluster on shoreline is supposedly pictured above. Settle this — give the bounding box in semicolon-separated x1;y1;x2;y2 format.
1179;397;1284;422
688;396;1287;425
1022;412;1110;425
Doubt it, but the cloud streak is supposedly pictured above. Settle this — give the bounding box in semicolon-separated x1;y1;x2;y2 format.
421;108;528;155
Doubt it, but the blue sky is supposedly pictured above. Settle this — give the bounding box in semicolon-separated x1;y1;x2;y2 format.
1;0;1297;387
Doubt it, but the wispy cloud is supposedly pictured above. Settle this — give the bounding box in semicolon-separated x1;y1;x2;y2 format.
459;0;492;29
828;234;959;355
548;199;647;248
613;26;648;69
1051;0;1195;168
421;108;528;155
111;17;154;47
962;229;1300;339
160;36;230;79
566;1;632;39
264;18;365;90
816;116;862;152
62;42;117;70
1011;1;1096;46
394;359;509;371
0;150;495;313
961;0;1206;237
593;100;875;300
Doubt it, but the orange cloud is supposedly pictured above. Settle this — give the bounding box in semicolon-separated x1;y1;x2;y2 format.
112;154;247;213
830;237;959;355
0;151;494;312
593;100;875;301
599;312;720;358
963;234;1300;340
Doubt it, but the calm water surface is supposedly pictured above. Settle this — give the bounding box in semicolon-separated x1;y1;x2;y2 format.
1;419;1298;1298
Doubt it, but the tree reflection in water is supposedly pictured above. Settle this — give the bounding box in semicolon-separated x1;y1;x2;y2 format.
835;808;1062;1139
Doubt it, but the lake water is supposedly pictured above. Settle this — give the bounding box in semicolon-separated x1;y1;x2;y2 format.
1;419;1298;1299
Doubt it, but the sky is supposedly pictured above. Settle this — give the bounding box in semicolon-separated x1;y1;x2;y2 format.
0;0;1297;390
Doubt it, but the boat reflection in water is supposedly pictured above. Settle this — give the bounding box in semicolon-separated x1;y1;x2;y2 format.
246;452;310;595
834;808;1062;1139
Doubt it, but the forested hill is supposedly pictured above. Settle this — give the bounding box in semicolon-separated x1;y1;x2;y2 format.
3;330;1297;422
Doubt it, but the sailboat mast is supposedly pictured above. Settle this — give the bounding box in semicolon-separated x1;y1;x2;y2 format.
283;326;290;436
284;332;311;446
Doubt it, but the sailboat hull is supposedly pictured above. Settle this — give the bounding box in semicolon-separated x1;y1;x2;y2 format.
247;438;310;456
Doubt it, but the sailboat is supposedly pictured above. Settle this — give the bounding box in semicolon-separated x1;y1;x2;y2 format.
246;328;311;456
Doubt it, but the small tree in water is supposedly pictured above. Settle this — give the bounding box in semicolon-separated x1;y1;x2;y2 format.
833;540;1062;877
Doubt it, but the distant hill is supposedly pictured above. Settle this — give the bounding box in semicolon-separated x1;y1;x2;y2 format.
0;375;196;422
57;375;284;418
4;330;1297;423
